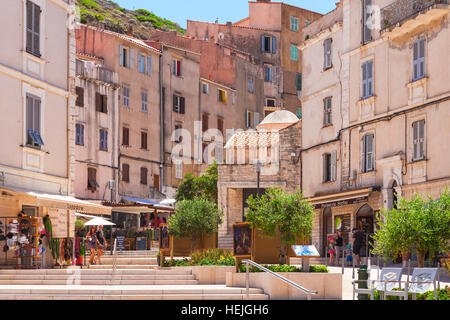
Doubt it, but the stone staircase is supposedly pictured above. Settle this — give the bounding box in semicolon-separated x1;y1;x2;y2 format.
0;251;268;300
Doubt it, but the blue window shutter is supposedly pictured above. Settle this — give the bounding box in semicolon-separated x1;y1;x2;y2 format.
272;37;276;54
261;35;265;52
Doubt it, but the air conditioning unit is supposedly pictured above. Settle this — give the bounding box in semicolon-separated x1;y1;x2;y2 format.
108;180;116;190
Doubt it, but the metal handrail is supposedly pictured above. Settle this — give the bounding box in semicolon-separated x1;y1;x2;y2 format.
243;260;318;300
110;238;118;284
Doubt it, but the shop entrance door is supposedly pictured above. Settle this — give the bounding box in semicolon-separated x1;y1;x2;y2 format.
322;208;332;257
356;205;374;257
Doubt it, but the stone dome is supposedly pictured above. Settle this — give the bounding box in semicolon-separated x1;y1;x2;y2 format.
257;110;299;130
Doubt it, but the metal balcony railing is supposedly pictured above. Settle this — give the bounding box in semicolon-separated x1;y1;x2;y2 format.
381;0;449;32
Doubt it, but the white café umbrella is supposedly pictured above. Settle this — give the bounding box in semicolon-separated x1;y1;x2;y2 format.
159;199;176;205
84;217;115;226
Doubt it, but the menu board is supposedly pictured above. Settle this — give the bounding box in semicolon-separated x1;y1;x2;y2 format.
48;208;68;238
116;236;125;251
291;245;320;257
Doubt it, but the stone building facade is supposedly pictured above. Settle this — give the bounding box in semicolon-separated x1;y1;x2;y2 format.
74;54;120;203
299;0;450;257
218;110;301;248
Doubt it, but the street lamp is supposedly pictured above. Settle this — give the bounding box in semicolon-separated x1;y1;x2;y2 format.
255;160;262;197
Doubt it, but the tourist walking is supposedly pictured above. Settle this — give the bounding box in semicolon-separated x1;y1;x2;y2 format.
96;225;106;265
335;230;344;265
328;236;336;266
86;226;100;265
352;227;365;267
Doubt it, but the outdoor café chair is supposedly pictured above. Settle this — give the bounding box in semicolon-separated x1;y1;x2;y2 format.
384;267;439;300
352;267;403;300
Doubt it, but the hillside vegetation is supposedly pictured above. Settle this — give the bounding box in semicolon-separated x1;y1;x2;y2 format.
76;0;185;39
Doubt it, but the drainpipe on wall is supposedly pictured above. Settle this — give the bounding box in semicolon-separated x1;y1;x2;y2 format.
159;49;165;192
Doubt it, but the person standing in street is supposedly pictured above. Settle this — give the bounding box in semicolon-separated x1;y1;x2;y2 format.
352;227;365;267
96;225;106;265
328;236;336;266
86;226;100;266
335;230;344;266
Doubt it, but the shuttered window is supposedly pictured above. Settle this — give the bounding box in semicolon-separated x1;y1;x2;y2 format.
140;167;148;185
218;89;228;103
324;38;332;69
413;39;426;81
323;152;336;182
248;78;254;93
122;85;130;107
217;118;224;135
362;60;374;99
75;123;84;146
323;97;332;126
141;131;148;150
202;114;209;132
99;129;108;151
122;164;130;182
122;127;129;146
138;52;146;74
413;120;425;161
264;65;274;82
362;134;374;172
296;73;302;91
172;59;181;76
26;94;44;147
26;1;40;57
290;17;298;32
141;91;148;112
261;35;276;53
147;55;152;75
246;109;254;128
290;44;298;61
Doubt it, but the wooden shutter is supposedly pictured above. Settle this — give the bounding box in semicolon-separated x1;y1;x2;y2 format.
173;95;177;112
254;112;260;127
261;35;265;52
202;114;208;132
119;45;124;66
367;61;373;97
147;55;152;75
140;167;147;185
362;135;367;172
33;2;40;56
102;94;107;113
141;131;147;150
122;127;129;146
95;93;101;112
217;118;223;134
138;52;142;72
367;134;374;171
362;62;368;98
153;175;160;189
331;151;337;181
75;87;84;107
418;120;425;159
122;164;129;182
323;154;328;182
129;48;134;69
272;37;276;54
88;168;97;191
180;96;185;114
26;1;33;53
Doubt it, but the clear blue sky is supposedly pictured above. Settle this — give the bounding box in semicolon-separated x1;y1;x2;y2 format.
114;0;338;29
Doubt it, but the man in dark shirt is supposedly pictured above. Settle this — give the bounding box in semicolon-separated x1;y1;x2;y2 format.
335;230;344;265
352;227;365;267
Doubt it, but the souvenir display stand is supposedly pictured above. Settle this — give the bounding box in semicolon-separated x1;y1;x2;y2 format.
0;215;44;269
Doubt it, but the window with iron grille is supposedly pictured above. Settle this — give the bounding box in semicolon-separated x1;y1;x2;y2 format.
26;1;40;57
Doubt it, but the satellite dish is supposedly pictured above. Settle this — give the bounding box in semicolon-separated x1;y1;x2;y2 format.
218;32;224;40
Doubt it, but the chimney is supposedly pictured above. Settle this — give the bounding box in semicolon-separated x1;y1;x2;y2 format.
226;22;232;27
127;24;133;36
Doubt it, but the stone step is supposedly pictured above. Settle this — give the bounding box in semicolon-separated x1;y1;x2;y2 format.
93;257;157;265
0;268;193;275
0;285;265;296
0;293;268;300
0;274;196;280
0;279;199;285
88;264;159;269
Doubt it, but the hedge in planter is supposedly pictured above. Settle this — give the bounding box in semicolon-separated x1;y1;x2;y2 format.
238;264;329;273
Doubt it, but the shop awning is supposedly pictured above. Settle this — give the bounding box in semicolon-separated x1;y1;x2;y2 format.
0;186;111;215
122;196;159;205
307;188;375;210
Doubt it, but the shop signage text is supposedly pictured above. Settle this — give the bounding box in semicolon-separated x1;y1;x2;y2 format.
313;196;368;209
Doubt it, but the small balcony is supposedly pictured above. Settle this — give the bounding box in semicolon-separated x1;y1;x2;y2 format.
381;0;449;38
76;59;118;86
